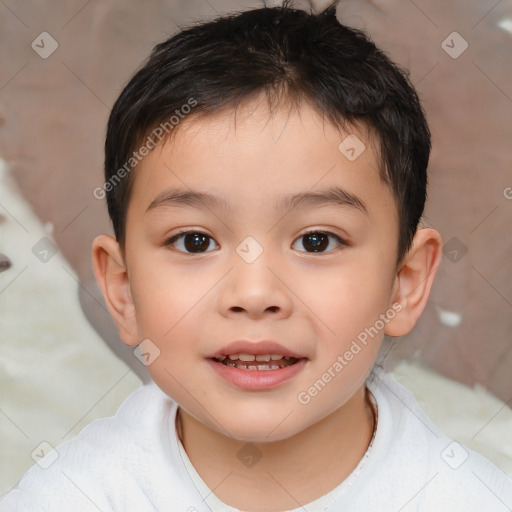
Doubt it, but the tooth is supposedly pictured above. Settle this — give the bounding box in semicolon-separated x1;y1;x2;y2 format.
270;354;283;360
217;355;227;361
238;354;256;362
228;354;239;360
255;354;271;362
248;365;258;370
238;354;256;361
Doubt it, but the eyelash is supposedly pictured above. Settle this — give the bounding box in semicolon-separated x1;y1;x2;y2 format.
164;229;349;254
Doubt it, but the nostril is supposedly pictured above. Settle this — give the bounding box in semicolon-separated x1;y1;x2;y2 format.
229;306;280;313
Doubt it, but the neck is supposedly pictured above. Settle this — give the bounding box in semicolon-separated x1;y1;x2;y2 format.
177;385;376;512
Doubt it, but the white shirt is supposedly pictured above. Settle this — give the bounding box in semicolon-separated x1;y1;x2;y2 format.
2;367;512;511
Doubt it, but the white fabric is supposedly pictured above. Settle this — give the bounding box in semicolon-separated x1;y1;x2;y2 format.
2;367;512;512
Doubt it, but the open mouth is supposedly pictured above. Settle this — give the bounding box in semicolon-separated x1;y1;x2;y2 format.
212;354;300;370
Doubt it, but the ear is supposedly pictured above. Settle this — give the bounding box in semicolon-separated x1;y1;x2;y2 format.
91;234;139;347
385;228;443;337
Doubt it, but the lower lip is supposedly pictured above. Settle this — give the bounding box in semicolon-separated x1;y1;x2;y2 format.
207;358;307;390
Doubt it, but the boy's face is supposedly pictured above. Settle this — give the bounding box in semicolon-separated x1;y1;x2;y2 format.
121;98;400;441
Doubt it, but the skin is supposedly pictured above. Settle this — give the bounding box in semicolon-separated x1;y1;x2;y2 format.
92;96;442;511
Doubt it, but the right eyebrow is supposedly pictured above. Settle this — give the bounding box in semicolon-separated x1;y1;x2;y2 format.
145;189;230;215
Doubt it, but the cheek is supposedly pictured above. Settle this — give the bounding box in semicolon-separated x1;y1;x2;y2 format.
129;254;210;337
305;259;392;339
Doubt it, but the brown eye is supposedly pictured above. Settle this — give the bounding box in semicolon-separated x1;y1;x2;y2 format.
165;231;219;253
293;231;346;253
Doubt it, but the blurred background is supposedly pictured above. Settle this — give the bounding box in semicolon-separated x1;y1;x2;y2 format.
1;0;511;495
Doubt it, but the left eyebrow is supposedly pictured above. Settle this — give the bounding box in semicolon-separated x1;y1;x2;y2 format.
276;186;368;217
145;186;368;216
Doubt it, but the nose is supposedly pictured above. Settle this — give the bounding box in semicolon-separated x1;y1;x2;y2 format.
217;250;294;321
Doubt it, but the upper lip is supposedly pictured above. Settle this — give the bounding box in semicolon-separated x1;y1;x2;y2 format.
207;340;307;359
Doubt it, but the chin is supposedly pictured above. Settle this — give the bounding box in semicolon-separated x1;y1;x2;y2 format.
212;411;304;444
226;427;296;444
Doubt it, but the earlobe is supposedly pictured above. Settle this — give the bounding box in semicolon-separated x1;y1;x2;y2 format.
385;228;443;337
91;235;139;346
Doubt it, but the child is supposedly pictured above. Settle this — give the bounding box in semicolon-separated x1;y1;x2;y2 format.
3;2;512;511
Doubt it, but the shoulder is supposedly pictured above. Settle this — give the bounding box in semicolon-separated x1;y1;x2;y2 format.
0;382;176;512
364;367;512;511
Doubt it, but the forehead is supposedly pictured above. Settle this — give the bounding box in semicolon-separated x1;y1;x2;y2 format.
127;99;396;225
